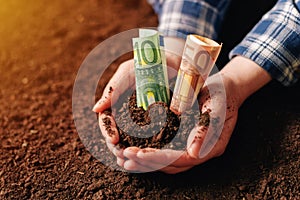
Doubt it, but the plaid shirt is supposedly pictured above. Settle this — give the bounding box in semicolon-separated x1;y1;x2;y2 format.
147;0;300;86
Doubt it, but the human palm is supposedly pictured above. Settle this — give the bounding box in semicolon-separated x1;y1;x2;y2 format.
93;58;240;174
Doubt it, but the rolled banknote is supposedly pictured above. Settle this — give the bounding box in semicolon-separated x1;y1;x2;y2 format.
132;29;169;110
170;35;222;115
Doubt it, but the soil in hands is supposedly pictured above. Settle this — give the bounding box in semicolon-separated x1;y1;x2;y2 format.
102;90;210;150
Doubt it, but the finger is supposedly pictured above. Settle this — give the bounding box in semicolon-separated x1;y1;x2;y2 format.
123;146;140;160
116;157;125;168
123;147;167;170
106;142;115;152
123;160;155;173
110;144;124;159
123;147;194;174
125;147;203;170
106;141;125;160
124;147;177;170
128;148;167;171
93;60;135;113
197;77;227;158
197;102;227;159
159;165;193;174
123;147;165;172
98;112;119;144
187;126;207;159
199;114;237;159
136;149;202;169
136;148;185;167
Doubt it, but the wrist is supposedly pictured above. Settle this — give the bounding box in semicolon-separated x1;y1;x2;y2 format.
220;56;272;106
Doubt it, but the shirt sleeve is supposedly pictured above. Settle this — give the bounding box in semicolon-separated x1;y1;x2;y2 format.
229;0;300;86
147;0;232;40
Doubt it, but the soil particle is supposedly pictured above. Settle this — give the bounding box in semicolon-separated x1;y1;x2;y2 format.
87;180;103;192
198;110;210;127
108;86;113;93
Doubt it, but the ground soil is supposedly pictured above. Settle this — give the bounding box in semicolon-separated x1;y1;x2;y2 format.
0;0;299;199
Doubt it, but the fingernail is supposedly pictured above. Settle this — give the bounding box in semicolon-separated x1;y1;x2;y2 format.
92;99;103;112
188;144;197;158
92;104;98;112
188;143;199;159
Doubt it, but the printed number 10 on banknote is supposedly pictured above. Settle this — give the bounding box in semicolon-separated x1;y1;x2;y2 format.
132;29;170;110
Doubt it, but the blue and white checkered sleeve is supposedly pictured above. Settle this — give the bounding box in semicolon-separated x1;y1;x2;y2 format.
230;0;300;86
148;0;231;40
147;0;164;16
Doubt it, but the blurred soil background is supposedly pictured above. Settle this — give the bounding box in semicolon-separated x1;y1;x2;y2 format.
0;0;299;199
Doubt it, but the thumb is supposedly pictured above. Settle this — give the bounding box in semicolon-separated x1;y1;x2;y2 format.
93;59;135;113
92;86;114;113
99;112;119;144
187;126;207;159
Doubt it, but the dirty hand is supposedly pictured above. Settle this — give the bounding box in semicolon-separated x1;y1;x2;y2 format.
93;59;135;145
116;56;271;174
92;52;181;156
93;55;270;174
114;71;240;174
92;60;239;174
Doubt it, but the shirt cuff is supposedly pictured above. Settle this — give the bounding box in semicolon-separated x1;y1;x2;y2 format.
229;0;300;86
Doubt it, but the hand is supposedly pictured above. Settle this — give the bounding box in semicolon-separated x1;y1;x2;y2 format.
93;36;184;114
93;61;240;174
93;52;271;174
115;72;240;174
92;51;182;160
92;59;133;163
116;56;272;174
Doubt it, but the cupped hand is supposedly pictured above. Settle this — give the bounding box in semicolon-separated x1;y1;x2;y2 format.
114;72;240;174
93;59;135;145
93;54;270;174
92;52;181;157
94;64;240;174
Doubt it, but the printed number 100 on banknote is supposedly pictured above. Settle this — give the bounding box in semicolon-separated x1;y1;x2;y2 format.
132;29;170;110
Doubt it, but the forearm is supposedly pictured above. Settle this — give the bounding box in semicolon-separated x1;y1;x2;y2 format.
220;56;272;106
229;0;300;86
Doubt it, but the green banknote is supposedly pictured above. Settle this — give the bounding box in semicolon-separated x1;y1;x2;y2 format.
132;29;169;110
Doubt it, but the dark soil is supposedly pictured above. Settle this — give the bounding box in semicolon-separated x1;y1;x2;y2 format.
103;90;210;149
0;0;299;199
113;92;182;149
